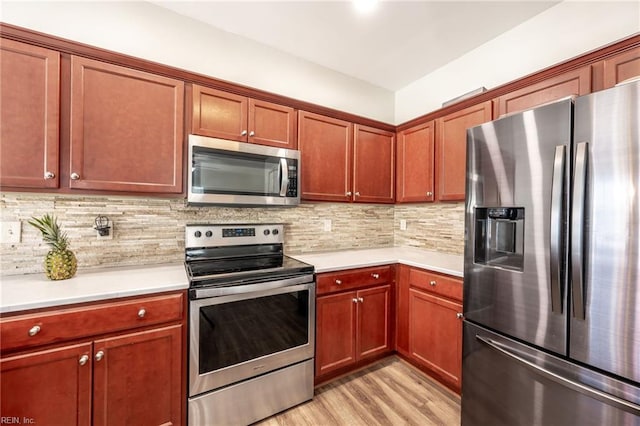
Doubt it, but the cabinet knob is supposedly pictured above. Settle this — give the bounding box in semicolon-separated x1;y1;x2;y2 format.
249;131;255;137
430;280;437;286
426;191;433;197
28;325;41;336
456;313;464;319
70;172;80;180
371;273;380;279
335;279;342;285
95;351;104;362
241;130;248;136
355;192;361;196
346;191;352;196
352;298;358;303
358;297;364;303
79;355;89;366
138;308;146;318
44;171;55;179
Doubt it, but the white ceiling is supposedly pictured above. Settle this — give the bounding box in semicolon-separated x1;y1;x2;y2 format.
151;1;559;91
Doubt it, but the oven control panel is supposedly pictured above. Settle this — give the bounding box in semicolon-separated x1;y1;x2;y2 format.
186;224;284;248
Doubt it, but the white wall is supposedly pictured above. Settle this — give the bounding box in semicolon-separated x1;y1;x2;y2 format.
395;1;640;124
1;1;396;123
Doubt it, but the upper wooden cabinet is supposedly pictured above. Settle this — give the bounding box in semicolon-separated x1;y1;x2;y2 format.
192;85;297;149
353;125;395;203
0;39;60;189
494;67;591;117
298;111;394;203
436;101;492;201
298;111;353;202
602;46;640;89
70;56;184;193
396;121;435;203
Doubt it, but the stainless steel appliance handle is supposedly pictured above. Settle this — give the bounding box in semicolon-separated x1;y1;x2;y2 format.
193;274;313;299
571;142;588;319
279;158;289;197
549;145;566;314
476;335;640;415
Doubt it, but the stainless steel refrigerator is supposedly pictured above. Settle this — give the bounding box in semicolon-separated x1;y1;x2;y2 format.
462;80;640;425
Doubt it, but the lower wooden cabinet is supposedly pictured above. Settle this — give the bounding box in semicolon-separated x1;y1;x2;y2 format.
315;266;393;382
396;265;463;392
0;291;186;426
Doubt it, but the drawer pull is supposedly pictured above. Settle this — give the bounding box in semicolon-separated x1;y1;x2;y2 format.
430;280;437;286
352;298;358;303
95;351;104;362
79;355;89;366
358;297;364;303
456;312;464;319
28;325;41;337
335;279;342;285
371;273;380;279
138;308;146;318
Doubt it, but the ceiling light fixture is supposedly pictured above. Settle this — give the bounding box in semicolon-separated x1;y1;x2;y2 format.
353;0;379;14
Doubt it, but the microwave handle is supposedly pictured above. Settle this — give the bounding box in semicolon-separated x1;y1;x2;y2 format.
279;158;289;196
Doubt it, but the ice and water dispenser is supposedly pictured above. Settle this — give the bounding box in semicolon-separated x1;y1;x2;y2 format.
474;207;525;271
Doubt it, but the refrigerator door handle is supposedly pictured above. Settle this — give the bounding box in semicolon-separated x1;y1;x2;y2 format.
549;145;566;314
571;142;588;319
476;335;640;415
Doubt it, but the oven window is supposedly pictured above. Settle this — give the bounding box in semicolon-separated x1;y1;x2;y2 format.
198;290;309;374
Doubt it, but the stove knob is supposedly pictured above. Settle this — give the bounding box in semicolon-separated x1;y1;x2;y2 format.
263;229;271;236
272;229;279;235
205;231;213;237
194;231;202;238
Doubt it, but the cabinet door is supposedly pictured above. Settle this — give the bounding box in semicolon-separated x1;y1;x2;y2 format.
603;46;640;89
353;125;395;203
396;121;435;202
1;342;92;425
357;284;391;359
249;99;297;149
298;111;353;202
70;56;184;193
92;324;183;426
494;67;591;117
315;291;357;377
409;288;463;390
192;85;248;142
0;39;60;189
436;101;492;201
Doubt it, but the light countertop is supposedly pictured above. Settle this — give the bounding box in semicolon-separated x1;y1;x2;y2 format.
0;263;189;314
291;247;463;277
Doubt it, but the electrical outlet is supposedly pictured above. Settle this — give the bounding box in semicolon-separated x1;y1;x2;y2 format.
400;219;407;231
323;219;332;232
0;221;21;243
96;220;114;240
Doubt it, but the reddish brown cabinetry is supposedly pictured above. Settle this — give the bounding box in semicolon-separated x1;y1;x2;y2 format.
192;85;297;149
0;39;60;189
70;56;184;193
602;46;640;89
396;265;463;392
396;121;435;203
315;266;393;382
494;67;591;117
436;101;492;201
0;291;186;426
298;111;394;203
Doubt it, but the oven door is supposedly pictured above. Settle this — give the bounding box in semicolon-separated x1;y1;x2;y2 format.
189;280;315;397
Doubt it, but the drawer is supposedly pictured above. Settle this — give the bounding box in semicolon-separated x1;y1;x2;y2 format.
1;292;185;353
317;265;393;295
408;268;462;302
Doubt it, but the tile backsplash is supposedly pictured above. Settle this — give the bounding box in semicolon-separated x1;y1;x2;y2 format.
0;193;464;276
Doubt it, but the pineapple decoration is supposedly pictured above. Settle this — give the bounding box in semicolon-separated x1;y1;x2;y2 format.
28;214;78;280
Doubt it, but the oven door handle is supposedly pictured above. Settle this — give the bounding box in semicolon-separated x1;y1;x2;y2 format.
192;274;314;299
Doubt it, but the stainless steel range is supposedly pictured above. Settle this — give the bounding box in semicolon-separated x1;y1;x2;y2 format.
185;223;315;426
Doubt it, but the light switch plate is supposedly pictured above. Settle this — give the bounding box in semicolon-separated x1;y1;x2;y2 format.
0;221;21;243
400;219;407;231
323;219;332;232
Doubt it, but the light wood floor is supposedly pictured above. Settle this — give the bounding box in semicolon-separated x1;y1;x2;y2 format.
255;356;461;426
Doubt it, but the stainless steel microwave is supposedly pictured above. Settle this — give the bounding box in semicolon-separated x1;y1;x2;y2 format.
187;134;300;206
